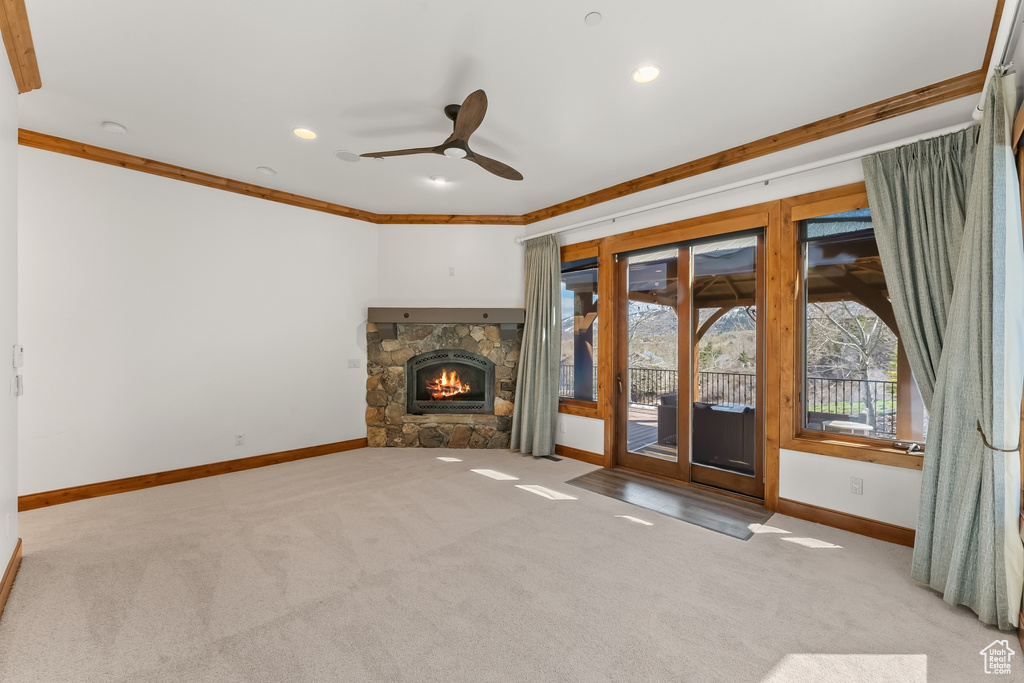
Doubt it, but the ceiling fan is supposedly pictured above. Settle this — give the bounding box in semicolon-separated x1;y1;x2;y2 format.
361;90;523;181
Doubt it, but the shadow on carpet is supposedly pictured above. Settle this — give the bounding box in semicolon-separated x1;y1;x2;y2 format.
566;468;772;540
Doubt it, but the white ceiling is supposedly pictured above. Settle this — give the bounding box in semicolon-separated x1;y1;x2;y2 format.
17;0;999;217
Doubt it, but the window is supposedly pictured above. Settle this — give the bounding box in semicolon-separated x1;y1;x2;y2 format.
781;184;926;468
801;208;926;447
560;256;599;405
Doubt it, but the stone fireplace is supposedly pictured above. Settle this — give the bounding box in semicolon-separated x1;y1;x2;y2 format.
365;308;523;449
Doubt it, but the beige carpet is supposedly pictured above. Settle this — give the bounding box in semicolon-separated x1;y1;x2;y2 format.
0;448;1014;682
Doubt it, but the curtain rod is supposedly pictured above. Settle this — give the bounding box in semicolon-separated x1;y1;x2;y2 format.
516;120;977;245
975;0;1024;119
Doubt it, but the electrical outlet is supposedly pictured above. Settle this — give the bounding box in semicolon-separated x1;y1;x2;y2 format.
449;266;456;276
235;433;245;446
850;477;863;495
559;420;565;434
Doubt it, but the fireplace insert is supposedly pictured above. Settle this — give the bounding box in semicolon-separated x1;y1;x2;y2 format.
406;349;495;415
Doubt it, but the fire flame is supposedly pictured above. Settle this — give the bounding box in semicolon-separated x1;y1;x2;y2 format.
426;368;471;400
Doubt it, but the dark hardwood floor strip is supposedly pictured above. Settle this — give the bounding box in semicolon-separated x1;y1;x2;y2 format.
776;498;915;547
566;468;771;540
0;538;22;621
18;438;367;512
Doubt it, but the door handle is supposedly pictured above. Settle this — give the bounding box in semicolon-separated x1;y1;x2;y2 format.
617;373;623;396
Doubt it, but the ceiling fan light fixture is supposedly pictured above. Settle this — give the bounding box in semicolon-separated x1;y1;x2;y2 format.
443;147;468;159
292;127;317;140
632;65;661;84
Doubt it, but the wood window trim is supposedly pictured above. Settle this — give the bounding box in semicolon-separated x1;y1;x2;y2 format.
559;240;603;419
779;183;924;471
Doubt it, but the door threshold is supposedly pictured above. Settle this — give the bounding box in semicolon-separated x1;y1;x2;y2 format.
614;465;765;506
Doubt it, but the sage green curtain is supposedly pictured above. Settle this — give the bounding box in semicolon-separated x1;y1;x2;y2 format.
864;73;1024;629
862;128;976;408
511;234;560;456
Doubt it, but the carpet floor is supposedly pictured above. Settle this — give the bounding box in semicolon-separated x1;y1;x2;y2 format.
0;448;1014;682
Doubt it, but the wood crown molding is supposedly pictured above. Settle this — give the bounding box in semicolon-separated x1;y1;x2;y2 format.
18;72;984;227
0;0;39;93
18;438;367;511
777;498;915;547
16;0;1000;226
0;538;22;621
17;130;527;226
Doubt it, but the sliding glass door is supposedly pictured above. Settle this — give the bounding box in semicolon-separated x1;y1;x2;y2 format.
616;229;765;499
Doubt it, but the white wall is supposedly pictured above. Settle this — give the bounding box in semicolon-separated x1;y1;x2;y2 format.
779;450;922;528
376;224;524;308
0;65;18;561
18;148;377;494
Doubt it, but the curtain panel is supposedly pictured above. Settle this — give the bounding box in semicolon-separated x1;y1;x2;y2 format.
511;234;560;456
864;74;1024;629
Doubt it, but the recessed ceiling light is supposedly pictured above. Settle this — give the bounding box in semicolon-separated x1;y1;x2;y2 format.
256;166;277;176
584;12;602;26
443;147;467;159
293;128;317;140
101;121;127;134
632;65;661;84
334;150;360;163
430;175;449;185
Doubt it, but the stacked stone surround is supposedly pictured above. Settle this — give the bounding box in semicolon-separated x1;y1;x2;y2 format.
365;322;522;448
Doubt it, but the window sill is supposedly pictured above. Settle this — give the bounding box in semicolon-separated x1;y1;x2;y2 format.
782;431;923;470
558;399;602;419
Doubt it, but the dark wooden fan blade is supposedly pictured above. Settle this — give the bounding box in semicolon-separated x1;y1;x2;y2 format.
453;90;487;141
360;146;438;158
469;152;523;181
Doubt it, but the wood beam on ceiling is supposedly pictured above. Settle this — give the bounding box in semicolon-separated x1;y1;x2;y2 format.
0;0;40;93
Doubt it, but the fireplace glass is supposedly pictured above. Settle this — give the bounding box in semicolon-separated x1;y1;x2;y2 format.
406;349;495;415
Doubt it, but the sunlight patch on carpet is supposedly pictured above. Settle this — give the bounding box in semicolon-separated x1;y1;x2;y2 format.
437;457;462;462
761;654;926;682
471;469;519;481
749;523;790;534
515;485;577;500
782;537;842;549
616;515;654;526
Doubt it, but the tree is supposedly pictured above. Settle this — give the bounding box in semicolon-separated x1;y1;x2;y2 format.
805;300;896;427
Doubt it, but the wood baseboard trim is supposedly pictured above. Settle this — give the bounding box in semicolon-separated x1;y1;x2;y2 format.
18;438;368;512
554;444;605;466
776;498;915;547
0;538;22;621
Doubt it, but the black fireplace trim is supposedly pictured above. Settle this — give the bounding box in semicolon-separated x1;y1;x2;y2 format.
406;349;496;415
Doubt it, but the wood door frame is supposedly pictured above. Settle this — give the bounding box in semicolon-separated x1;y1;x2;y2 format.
607;205;773;496
688;232;766;499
